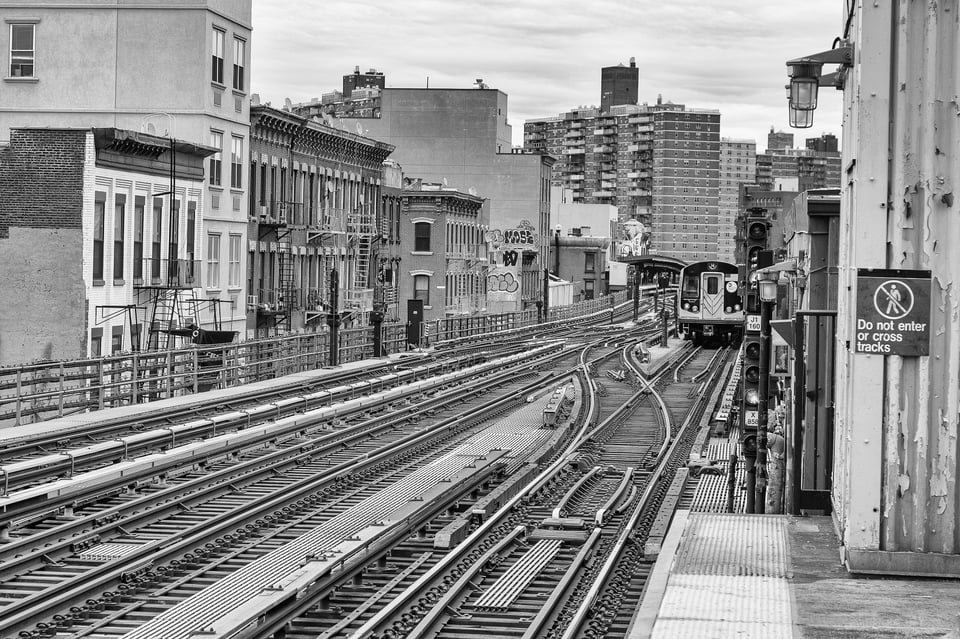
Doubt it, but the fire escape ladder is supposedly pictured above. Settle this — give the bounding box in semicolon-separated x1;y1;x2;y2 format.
149;289;181;350
278;240;295;332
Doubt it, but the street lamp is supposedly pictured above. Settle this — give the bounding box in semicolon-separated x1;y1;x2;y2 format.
755;272;778;513
785;42;852;128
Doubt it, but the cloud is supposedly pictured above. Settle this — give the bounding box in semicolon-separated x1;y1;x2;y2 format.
252;0;846;151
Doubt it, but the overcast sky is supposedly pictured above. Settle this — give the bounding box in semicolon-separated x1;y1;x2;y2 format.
251;0;846;153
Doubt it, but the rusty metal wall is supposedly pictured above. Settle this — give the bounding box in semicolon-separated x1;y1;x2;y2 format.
837;0;960;563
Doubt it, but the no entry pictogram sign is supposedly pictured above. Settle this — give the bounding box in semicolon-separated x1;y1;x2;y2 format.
855;269;930;356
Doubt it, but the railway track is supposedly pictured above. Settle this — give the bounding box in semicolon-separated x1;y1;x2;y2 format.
2;313;718;639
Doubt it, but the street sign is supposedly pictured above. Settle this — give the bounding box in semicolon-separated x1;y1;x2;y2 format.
746;314;761;332
855;269;931;356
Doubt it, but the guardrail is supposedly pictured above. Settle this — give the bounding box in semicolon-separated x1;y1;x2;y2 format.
0;293;633;427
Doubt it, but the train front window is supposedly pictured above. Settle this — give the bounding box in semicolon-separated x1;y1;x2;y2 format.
705;276;719;295
682;275;699;297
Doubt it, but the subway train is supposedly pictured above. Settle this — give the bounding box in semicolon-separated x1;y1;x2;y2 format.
677;260;743;344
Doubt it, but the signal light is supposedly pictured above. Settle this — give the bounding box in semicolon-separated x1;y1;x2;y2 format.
744;365;760;384
745;342;760;360
741;433;758;455
748;221;767;241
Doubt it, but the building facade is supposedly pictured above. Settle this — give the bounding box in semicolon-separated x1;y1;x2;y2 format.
330;87;553;315
600;59;638;113
0;1;252;338
398;183;486;325
767;127;794;151
524;98;721;262
719;138;757;262
247;105;395;337
0;128;214;364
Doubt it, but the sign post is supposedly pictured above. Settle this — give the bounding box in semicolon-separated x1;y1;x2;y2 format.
854;269;931;356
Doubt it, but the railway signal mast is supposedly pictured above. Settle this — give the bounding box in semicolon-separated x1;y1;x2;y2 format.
740;207;773;512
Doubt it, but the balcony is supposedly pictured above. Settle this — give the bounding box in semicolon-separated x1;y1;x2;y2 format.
255;288;296;315
567;174;585;181
564;148;586;155
592;145;613;153
593;127;615;135
564;130;584;138
592;190;614;198
133;258;200;289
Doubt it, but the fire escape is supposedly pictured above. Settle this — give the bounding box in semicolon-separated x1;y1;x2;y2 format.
344;203;376;323
254;200;296;333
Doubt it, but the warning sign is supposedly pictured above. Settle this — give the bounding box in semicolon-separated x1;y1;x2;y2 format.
855;269;930;356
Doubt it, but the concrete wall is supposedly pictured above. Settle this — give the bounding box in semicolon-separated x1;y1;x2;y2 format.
835;0;960;573
0;228;85;364
0;129;87;364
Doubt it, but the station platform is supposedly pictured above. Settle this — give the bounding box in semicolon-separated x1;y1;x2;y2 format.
628;511;960;638
0;352;427;446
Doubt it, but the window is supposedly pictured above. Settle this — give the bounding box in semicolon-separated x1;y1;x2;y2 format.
414;222;431;252
90;328;103;358
584;252;595;273
9;23;34;77
113;194;125;280
151;198;163;281
233;37;245;91
206;233;220;288
187;202;197;274
228;234;241;287
169;200;180;280
231;136;243;188
211;28;224;84
209;131;222;186
414;274;430;305
93;192;106;281
133;196;145;282
111;325;124;354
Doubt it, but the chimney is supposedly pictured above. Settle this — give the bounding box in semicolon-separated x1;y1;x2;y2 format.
629;57;636;67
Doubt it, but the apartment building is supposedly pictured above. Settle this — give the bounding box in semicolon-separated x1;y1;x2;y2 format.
719;139;757;262
0;128;215;363
0;1;252;339
525;98;720;262
247;105;395;337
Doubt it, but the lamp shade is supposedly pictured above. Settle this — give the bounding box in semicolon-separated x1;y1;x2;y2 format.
758;278;778;302
790;75;820;110
789;105;815;128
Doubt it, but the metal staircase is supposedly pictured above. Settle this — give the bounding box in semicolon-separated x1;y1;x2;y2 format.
148;289;189;350
278;239;295;332
345;206;375;316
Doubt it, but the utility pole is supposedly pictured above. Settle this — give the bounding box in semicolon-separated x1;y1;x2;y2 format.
326;268;340;367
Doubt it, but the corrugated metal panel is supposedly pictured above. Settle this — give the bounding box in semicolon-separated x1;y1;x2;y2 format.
838;1;960;560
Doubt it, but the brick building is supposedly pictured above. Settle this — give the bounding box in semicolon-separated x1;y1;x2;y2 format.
247;105;395;337
398;182;487;326
0;128;214;364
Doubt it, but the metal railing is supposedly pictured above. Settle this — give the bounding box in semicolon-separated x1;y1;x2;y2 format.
1;294;627;427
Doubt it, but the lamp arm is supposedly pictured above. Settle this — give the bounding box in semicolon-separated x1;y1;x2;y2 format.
787;45;852;67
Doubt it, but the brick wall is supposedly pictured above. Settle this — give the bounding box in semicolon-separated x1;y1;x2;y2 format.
0;129;86;238
0;129;87;364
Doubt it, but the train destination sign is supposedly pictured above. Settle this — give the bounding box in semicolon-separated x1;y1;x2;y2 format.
855;269;931;356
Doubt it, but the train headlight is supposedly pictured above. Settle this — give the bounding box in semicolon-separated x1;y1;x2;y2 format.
734;304;742;311
682;302;690;310
691;305;699;312
725;306;732;313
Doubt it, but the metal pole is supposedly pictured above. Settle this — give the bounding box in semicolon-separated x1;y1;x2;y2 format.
727;452;738;513
542;268;550;322
756;297;773;513
327;268;340;367
632;269;639;322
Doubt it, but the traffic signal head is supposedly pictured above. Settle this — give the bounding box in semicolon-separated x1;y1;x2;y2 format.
748;220;768;243
741;336;762;431
741;433;758;457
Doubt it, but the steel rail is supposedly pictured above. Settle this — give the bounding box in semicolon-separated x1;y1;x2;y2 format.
558;347;729;639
